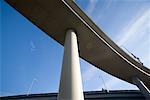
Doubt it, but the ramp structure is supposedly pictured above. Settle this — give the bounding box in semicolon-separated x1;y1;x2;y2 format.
5;0;150;99
1;90;146;100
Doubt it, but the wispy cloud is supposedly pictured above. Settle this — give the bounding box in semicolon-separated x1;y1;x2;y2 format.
86;0;112;19
30;41;36;52
85;0;98;16
116;8;150;67
82;0;150;91
116;9;150;46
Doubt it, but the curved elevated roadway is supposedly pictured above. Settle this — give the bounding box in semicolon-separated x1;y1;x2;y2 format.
5;0;150;89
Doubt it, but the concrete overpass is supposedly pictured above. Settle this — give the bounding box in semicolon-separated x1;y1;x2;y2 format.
1;90;146;100
5;0;150;100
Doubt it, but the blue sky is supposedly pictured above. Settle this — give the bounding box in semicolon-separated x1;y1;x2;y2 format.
1;0;150;96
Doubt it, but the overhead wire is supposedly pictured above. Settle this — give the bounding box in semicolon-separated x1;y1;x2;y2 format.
99;72;108;92
26;78;38;96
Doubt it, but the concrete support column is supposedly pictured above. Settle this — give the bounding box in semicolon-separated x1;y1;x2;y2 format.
133;77;150;99
57;29;84;100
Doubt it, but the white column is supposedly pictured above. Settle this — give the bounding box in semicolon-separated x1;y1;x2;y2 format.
57;29;84;100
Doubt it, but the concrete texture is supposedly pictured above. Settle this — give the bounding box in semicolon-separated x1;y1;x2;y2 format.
58;30;84;100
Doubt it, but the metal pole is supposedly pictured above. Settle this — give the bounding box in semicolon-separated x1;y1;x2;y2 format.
57;29;84;100
132;77;150;100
